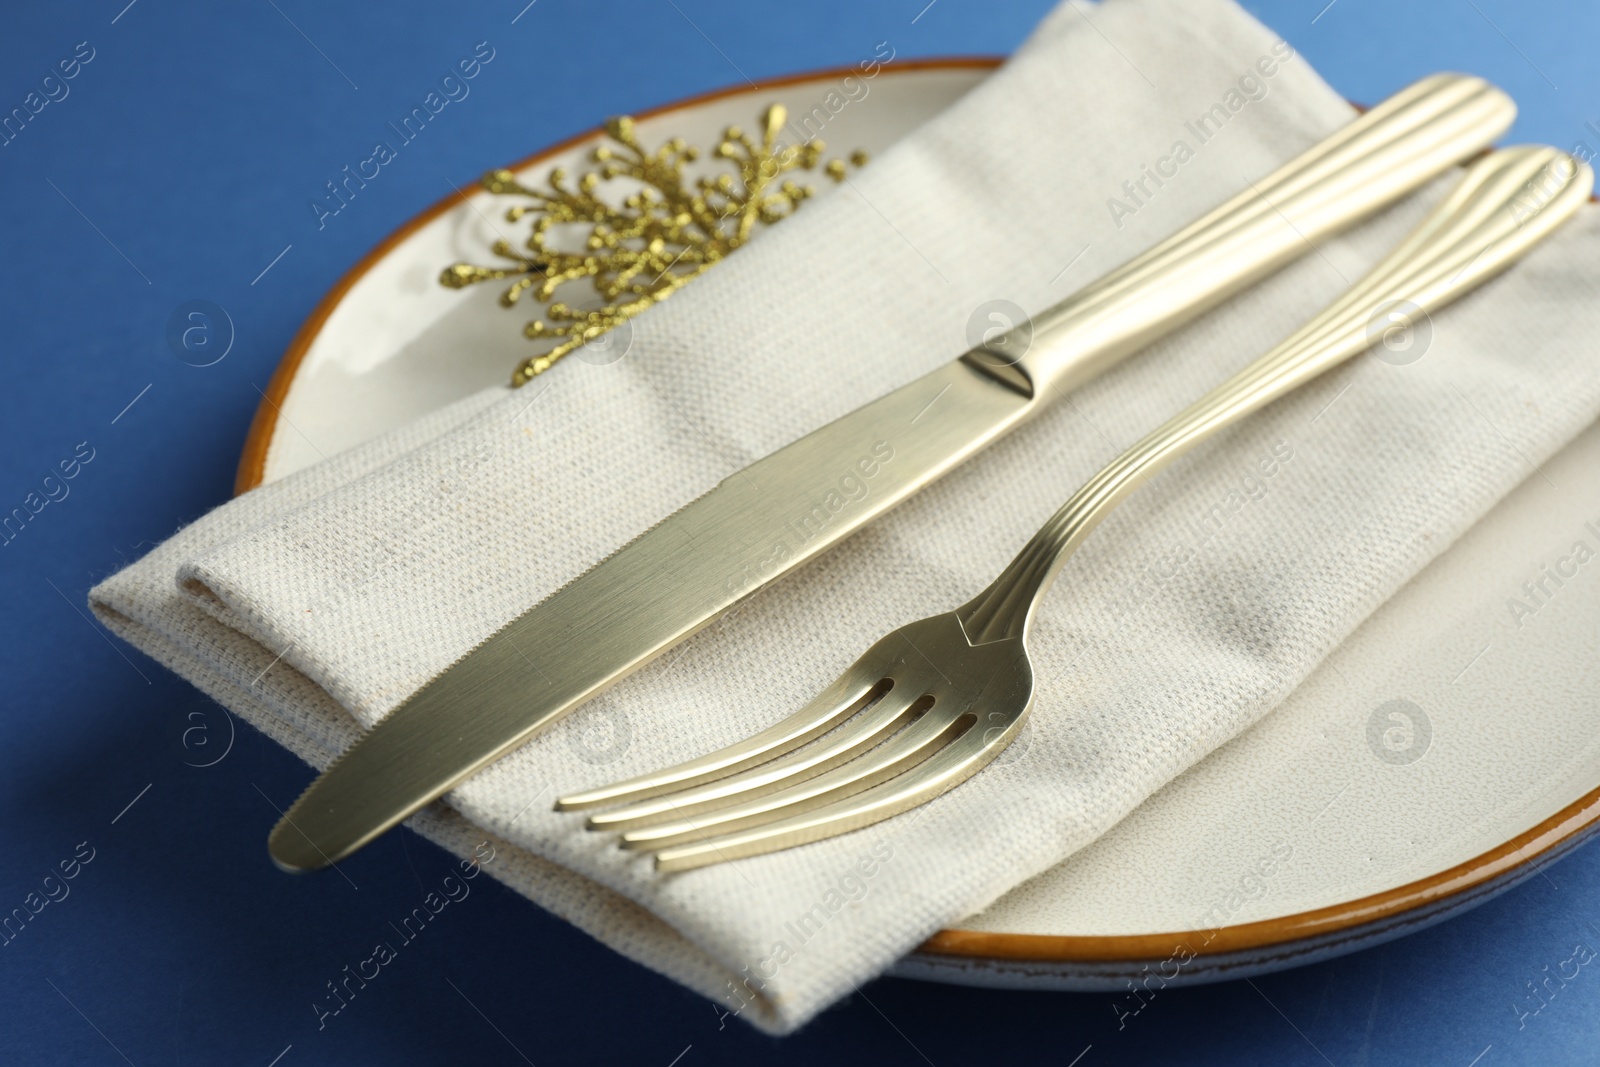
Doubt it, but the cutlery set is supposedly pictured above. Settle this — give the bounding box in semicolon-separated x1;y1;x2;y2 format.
267;74;1591;875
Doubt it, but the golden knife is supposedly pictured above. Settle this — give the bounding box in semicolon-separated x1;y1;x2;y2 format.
270;74;1514;872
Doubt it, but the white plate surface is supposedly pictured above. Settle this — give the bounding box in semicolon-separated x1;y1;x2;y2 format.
248;63;1600;989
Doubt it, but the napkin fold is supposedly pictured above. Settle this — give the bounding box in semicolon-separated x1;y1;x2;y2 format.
92;0;1600;1033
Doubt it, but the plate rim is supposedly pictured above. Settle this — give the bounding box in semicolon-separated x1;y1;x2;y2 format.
233;57;1600;973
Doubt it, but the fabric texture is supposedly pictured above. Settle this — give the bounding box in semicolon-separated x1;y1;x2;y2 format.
91;0;1600;1033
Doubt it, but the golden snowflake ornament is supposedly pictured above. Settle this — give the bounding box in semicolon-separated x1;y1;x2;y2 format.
440;103;868;386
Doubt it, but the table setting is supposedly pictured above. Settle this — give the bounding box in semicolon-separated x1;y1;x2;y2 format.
8;0;1600;1061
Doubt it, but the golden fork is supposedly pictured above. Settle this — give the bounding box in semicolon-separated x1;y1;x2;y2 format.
558;146;1591;872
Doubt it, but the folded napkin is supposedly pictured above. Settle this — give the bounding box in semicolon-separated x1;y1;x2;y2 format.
92;0;1600;1033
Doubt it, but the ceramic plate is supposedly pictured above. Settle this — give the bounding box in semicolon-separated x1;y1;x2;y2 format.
238;60;1600;991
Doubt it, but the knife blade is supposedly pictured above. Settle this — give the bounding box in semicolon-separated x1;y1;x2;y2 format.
270;73;1513;871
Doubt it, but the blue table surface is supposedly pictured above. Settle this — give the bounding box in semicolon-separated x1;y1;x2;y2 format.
4;1;1599;1064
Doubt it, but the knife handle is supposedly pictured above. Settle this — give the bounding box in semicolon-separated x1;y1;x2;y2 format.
962;73;1515;396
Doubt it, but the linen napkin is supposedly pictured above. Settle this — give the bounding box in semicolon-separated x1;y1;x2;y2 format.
91;0;1600;1033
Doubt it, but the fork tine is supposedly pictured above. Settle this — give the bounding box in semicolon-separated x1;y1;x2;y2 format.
555;678;885;812
617;698;971;851
651;712;1022;872
555;636;904;812
586;687;930;832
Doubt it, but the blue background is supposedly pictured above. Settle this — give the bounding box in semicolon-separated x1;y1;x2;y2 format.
3;1;1598;1064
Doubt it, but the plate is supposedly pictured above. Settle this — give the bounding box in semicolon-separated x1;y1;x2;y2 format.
238;60;1600;991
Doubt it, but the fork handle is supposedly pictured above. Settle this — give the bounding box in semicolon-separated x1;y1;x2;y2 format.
958;146;1593;645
